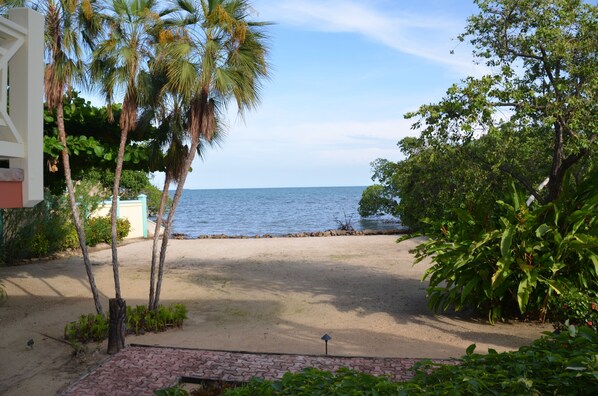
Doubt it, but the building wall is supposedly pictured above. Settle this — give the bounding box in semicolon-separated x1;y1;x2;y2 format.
94;195;148;239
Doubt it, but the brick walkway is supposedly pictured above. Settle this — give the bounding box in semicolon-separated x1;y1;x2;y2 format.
62;345;455;395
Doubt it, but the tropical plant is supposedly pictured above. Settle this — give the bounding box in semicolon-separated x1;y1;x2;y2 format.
405;0;597;204
85;216;131;246
64;303;187;343
147;0;271;310
42;93;162;197
91;0;172;301
550;289;598;334
414;171;598;323
360;125;552;231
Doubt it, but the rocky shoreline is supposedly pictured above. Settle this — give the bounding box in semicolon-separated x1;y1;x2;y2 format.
172;228;410;240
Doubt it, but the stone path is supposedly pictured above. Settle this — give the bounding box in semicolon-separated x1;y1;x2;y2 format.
62;345;456;395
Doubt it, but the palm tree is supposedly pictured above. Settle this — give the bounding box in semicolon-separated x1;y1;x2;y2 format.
91;0;172;301
143;86;224;310
149;0;270;310
35;0;104;314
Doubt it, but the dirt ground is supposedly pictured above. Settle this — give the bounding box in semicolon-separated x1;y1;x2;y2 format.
0;236;551;395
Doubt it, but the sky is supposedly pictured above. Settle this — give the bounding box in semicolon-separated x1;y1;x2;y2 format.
152;0;486;190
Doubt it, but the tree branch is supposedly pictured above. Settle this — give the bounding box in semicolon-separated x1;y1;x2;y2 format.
498;163;547;205
462;146;546;205
491;102;547;110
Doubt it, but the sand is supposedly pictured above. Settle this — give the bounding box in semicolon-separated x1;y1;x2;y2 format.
0;236;551;395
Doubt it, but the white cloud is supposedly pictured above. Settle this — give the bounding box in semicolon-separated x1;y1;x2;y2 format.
257;0;484;75
232;116;417;151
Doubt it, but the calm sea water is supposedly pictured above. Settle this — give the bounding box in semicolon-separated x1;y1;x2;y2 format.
168;186;400;237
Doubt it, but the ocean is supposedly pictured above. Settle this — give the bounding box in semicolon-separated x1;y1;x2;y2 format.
168;186;400;237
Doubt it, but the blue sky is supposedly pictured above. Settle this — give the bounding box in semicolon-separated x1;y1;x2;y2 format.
153;0;485;190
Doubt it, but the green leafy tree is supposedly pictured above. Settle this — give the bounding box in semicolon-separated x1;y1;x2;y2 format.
148;0;271;310
406;0;597;203
360;133;539;231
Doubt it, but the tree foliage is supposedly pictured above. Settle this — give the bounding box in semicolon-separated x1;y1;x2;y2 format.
359;128;550;231
147;0;271;311
361;0;597;322
414;172;598;322
406;0;597;203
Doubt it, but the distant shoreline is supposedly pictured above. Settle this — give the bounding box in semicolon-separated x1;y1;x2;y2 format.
172;228;410;240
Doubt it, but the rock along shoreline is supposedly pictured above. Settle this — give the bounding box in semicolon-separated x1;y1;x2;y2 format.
171;228;410;240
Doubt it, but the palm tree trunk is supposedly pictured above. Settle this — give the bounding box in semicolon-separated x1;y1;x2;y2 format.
148;172;172;309
109;129;129;300
107;127;129;353
56;101;103;314
152;141;199;310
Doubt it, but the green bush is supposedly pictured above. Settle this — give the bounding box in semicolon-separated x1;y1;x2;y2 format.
413;173;598;323
0;194;74;264
62;225;80;250
550;289;598;334
64;304;187;344
64;313;110;344
84;216;131;246
145;183;172;217
126;303;187;334
225;327;598;395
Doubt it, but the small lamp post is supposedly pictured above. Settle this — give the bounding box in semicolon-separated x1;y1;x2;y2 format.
321;333;331;356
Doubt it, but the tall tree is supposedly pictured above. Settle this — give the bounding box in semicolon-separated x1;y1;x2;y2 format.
148;0;270;310
36;0;104;314
406;0;597;203
91;0;170;301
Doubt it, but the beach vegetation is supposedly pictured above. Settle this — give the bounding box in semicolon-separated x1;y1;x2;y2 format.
362;0;597;322
85;216;131;246
90;0;175;308
64;303;187;345
147;0;271;312
334;212;355;231
414;172;598;323
224;326;598;395
42;93;171;215
0;190;132;264
0;193;78;263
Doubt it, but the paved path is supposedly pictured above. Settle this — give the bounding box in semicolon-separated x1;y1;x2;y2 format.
62;345;456;395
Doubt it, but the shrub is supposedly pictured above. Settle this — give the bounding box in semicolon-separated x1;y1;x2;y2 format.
64;313;110;344
0;193;74;264
225;327;598;395
64;304;187;344
84;216;131;246
30;232;50;257
126;303;187;334
550;289;598;334
413;173;598;323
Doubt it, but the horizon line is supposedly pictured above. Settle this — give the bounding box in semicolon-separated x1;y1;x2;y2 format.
167;185;367;191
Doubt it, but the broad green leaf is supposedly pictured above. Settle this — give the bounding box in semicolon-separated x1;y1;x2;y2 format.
517;278;530;313
500;224;514;258
461;278;478;303
465;344;476;356
93;145;104;157
535;224;550;237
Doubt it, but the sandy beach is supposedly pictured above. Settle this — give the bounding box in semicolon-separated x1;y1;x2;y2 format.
0;236;551;395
